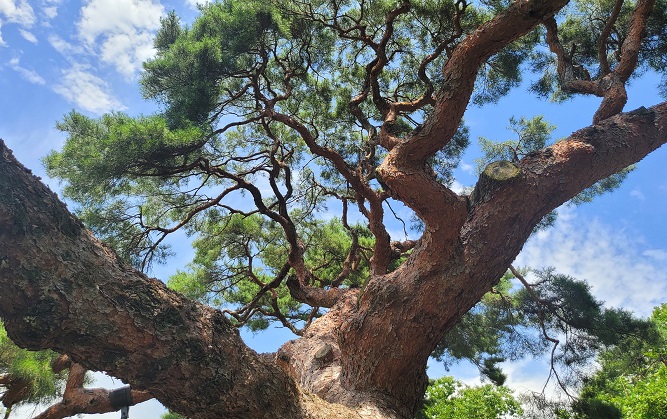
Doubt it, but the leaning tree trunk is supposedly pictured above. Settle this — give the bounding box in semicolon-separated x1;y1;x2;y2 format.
0;142;397;418
1;103;665;418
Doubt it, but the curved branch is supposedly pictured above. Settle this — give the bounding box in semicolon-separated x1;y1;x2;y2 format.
463;102;667;286
266;109;393;275
395;0;569;165
544;17;598;95
544;0;656;123
509;266;573;398
616;0;655;81
368;1;411;116
286;277;351;308
593;0;656;123
376;0;569;240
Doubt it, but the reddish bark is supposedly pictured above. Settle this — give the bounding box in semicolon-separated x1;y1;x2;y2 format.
0;143;395;418
544;0;656;123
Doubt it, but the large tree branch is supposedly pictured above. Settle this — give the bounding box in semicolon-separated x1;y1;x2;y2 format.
463;102;667;294
0;141;306;418
339;102;666;407
394;0;570;166
377;0;570;238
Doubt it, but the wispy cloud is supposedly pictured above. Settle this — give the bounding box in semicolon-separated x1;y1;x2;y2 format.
9;57;46;85
48;33;83;56
53;64;125;114
0;0;36;26
460;162;475;175
644;249;667;262
76;0;163;78
516;208;667;317
41;0;63;20
18;28;36;43
629;189;646;201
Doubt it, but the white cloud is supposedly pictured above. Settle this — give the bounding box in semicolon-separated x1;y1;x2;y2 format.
460;162;475;175
48;33;83;56
516;209;667;317
501;357;560;395
0;21;5;46
644;249;667;262
41;0;63;20
18;28;36;43
185;0;211;8
0;0;35;26
9;56;46;85
42;6;57;19
53;65;125;114
629;189;646;201
98;30;156;77
76;0;163;78
450;180;465;195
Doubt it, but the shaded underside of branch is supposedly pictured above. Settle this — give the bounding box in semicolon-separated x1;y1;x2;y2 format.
0;141;303;418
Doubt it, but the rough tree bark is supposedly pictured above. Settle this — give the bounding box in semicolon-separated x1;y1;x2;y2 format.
1;1;666;418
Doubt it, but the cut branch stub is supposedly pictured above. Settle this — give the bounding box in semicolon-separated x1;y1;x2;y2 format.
470;161;521;207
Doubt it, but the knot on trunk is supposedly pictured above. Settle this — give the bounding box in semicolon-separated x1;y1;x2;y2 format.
314;343;334;364
470;161;521;207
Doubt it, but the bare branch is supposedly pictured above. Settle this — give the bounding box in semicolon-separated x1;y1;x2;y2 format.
598;0;625;75
286;277;351;308
510;266;576;399
34;360;153;419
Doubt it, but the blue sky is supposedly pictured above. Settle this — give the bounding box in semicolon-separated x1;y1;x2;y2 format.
1;1;666;417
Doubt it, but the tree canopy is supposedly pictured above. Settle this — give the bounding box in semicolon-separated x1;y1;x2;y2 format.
572;304;667;418
1;0;667;418
0;323;64;418
418;376;523;418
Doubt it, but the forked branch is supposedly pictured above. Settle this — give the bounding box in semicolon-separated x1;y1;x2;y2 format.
34;356;152;419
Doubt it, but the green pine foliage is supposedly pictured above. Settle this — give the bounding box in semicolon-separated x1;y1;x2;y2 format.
0;322;65;412
432;269;655;386
572;304;667;418
42;0;654;371
46;0;636;334
417;376;523;419
161;411;186;419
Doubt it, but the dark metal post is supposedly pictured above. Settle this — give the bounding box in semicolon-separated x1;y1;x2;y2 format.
109;386;133;419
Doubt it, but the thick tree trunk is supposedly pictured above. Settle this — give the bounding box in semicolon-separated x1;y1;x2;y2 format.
0;142;394;418
339;103;667;410
1;103;665;418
